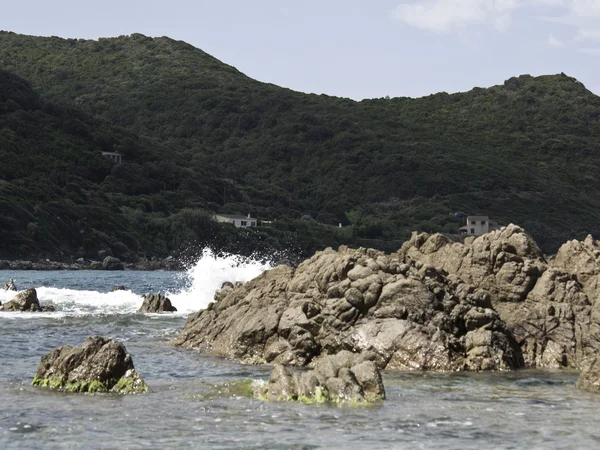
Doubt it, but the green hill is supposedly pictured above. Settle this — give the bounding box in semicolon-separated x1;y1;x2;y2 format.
1;31;600;259
0;70;314;260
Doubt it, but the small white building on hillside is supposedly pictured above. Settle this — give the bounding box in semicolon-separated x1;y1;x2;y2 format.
101;151;122;164
214;214;257;228
459;215;500;236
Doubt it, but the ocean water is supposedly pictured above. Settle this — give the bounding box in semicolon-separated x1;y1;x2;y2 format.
1;249;599;449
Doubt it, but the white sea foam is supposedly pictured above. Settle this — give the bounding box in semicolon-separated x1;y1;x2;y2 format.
0;287;142;318
0;249;272;316
167;248;272;313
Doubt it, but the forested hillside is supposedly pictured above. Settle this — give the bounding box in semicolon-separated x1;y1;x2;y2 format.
1;31;600;259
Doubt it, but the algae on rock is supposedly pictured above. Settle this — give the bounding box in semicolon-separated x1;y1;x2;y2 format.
32;336;148;394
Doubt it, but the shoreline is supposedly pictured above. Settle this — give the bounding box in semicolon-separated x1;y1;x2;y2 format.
0;257;184;271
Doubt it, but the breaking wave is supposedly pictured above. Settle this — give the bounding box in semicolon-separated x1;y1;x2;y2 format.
0;249;272;317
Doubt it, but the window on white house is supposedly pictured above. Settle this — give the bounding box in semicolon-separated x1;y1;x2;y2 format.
241;221;247;227
481;221;486;225
470;228;475;234
471;221;476;225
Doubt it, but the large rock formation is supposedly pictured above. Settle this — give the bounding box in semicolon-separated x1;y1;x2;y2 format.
0;288;41;312
138;294;177;313
256;351;385;403
398;225;600;369
173;244;522;372
32;336;148;394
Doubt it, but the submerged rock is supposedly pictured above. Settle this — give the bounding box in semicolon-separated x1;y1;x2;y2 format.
111;285;126;292
256;351;385;404
32;336;148;394
138;294;177;313
0;288;41;312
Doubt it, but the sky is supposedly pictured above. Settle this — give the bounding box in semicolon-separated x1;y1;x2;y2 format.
2;0;599;99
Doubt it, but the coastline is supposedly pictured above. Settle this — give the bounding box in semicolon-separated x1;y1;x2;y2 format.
0;257;184;271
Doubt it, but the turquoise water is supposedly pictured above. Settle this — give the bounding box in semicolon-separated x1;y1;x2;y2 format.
1;268;599;449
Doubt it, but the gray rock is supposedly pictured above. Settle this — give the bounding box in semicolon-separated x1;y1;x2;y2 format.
138;294;177;313
174;227;600;373
214;282;235;302
577;358;600;392
256;351;385;404
0;288;41;312
2;278;17;291
399;226;600;370
173;245;521;372
32;336;148;394
102;256;124;270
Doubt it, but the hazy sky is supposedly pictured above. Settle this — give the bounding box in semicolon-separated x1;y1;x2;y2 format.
3;0;599;99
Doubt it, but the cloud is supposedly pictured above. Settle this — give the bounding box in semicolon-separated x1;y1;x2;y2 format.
538;0;600;54
575;28;600;41
390;0;528;32
391;0;489;32
571;0;600;18
531;0;565;5
539;0;600;25
548;33;566;47
578;47;600;55
391;0;600;53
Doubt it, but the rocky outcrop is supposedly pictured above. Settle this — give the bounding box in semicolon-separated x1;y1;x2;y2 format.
111;285;126;292
173;246;522;372
0;288;41;312
256;351;385;404
172;225;600;374
32;336;148;394
214;282;244;302
552;234;600;300
138;294;177;313
397;224;547;304
396;225;600;370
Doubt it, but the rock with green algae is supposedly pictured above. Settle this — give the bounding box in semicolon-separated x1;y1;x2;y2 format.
254;351;385;404
32;336;148;394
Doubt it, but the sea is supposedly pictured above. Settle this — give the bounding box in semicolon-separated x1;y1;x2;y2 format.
1;249;599;449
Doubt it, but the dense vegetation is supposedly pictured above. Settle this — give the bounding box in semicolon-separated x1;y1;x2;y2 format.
1;31;600;261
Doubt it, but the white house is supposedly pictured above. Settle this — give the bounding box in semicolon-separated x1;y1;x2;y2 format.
459;215;497;236
214;214;257;228
101;151;122;164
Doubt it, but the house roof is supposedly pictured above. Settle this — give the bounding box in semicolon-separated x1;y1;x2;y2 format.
467;215;489;220
215;214;255;220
